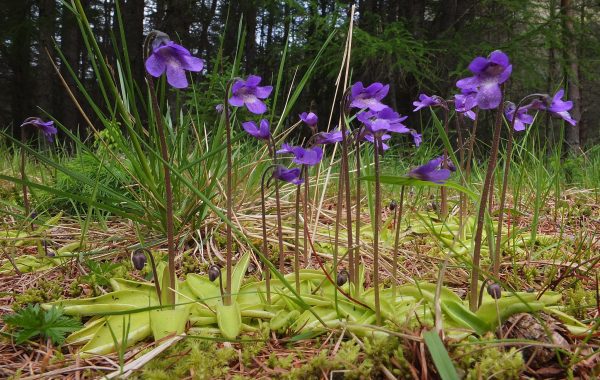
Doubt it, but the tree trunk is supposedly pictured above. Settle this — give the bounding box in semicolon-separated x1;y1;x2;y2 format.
561;0;581;154
37;0;56;117
8;1;34;135
122;0;145;88
59;1;83;133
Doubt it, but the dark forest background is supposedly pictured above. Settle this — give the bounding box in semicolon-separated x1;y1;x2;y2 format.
1;0;599;152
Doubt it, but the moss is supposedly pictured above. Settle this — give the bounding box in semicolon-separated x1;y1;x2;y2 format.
13;279;63;310
564;282;595;319
182;253;203;274
454;337;524;380
136;338;236;379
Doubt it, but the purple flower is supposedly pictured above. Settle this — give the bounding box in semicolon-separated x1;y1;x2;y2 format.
314;129;343;145
357;107;409;135
454;90;478;120
413;94;443;112
363;133;391;153
277;143;323;166
456;50;512;110
242;119;270;140
20;117;57;142
145;38;204;89
529;89;576;126
215;104;224;113
272;165;303;185
408;157;452;184
349;82;389;112
299;112;318;127
504;102;534;131
228;75;273;114
410;130;422;147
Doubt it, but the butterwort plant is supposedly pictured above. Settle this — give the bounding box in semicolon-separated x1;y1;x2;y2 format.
143;30;204;306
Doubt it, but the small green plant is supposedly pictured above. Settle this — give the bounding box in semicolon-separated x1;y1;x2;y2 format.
81;259;125;288
3;304;81;344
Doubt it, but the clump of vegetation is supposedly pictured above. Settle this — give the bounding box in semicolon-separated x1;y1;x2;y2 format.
454;339;525;379
42;151;133;213
138;338;236;379
14;278;63;310
564;282;595;319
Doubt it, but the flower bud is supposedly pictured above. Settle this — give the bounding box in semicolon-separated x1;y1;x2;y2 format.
131;250;147;270
337;269;349;287
487;283;502;299
389;200;397;211
208;265;221;282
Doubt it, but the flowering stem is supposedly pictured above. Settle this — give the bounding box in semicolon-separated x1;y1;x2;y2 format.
372;136;382;325
440;107;450;219
260;166;276;304
270;137;285;273
294;167;304;294
456;115;466;240
459;109;479;239
146;74;176;307
464;109;480;182
20;129;30;219
354;135;362;296
224;81;234;306
392;185;406;299
469;98;504;311
340;101;354;290
494;95;542;276
140;248;162;306
303;166;309;264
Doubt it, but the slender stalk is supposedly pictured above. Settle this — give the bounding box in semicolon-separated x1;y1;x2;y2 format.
372;136;382;325
455;115;466;239
224;81;234;306
339;114;354;288
270;138;286;273
260;167;275;304
392;186;406;298
294;167;304;294
469;97;504;312
303;166;309;264
459;109;480;239
464;109;480;181
20;129;30;219
141;249;162;306
354;134;361;296
146;74;176;307
333;162;344;310
494;95;543;276
440;107;450;219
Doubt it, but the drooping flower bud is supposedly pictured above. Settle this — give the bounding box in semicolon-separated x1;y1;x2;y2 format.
337;269;349;286
389;200;397;211
208;265;221;282
487;283;502;299
131;250;147;270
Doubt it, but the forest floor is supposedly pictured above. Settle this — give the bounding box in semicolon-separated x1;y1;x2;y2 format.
0;189;599;379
